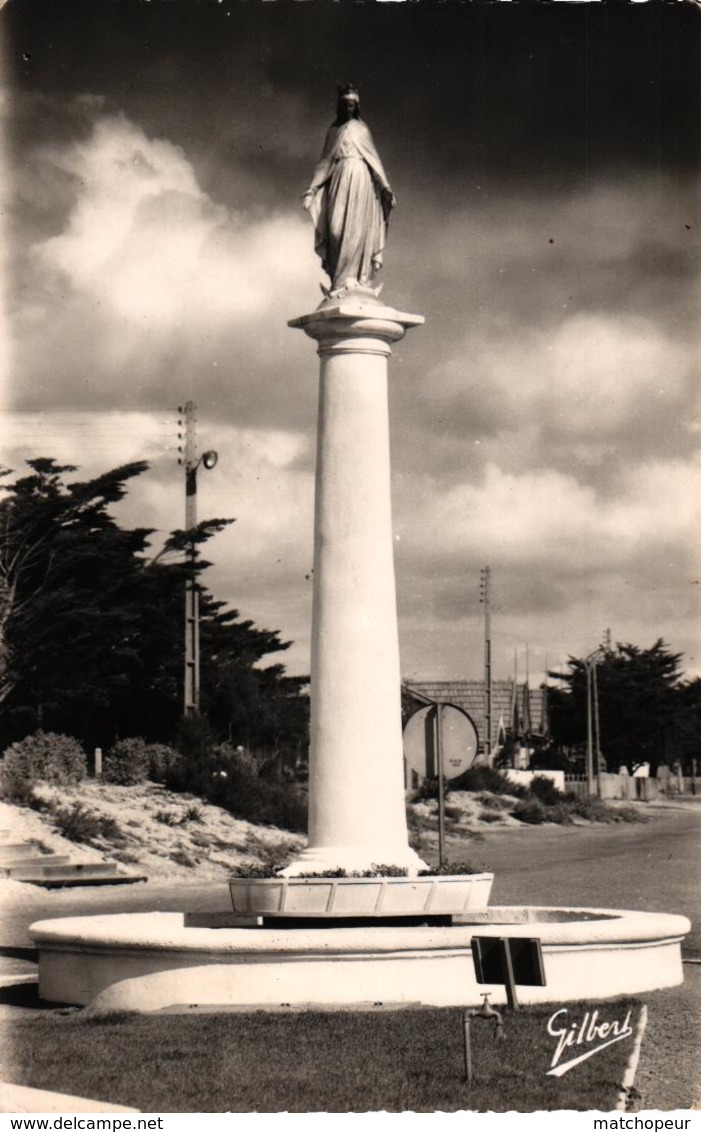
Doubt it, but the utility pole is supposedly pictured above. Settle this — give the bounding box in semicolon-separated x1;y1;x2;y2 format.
593;662;602;795
585;662;594;795
480;566;492;764
178;401;218;717
584;646;605;796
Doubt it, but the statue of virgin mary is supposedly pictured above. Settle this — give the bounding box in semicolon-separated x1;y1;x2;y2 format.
302;85;396;297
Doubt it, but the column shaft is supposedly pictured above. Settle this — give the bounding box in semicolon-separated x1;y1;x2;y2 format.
285;301;424;874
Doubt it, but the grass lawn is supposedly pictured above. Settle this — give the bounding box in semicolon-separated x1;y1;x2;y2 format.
4;1001;641;1112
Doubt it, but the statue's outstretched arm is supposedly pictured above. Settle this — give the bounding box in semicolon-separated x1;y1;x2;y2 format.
301;127;337;208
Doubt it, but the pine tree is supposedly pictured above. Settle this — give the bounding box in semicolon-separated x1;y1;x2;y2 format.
548;639;685;773
0;459;309;756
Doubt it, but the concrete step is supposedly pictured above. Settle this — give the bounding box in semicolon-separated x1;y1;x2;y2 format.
9;859;147;887
11;863;125;881
0;855;72;877
40;861;120;876
0;842;43;862
20;870;147;888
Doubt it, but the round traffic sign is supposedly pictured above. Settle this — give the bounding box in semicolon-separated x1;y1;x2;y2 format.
403;703;479;780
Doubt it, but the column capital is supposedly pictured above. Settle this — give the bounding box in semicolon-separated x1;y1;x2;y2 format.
289;297;424;357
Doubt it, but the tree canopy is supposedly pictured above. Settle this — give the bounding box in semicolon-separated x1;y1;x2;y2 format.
0;458;309;756
548;639;699;773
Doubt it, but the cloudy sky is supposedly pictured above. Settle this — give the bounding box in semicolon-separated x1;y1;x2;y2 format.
2;0;700;684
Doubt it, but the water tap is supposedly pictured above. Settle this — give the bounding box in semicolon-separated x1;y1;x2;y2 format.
468;994;505;1039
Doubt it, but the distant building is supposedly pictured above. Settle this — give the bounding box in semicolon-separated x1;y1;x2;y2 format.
402;679;549;762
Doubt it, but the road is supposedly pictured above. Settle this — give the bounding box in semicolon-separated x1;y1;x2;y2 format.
456;800;701;956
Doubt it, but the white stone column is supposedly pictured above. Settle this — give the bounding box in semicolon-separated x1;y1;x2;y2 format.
284;297;425;875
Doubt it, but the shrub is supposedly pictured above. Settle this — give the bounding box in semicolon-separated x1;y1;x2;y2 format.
527;775;563;806
173;715;218;793
146;744;184;785
206;745;308;833
451;765;527;797
0;774;36;805
418;861;487;876
511;797;549;825
418;777;449;801
135;733;308;834
443;803;464;821
244;831;297;872
511;796;574;826
153;803;203;827
170;846;198;868
229;862;282;878
567;795;643;824
478;809;502;823
545;801;574;824
477;792;511;811
154;809;180;826
52;802;122;844
103;738;150;785
511;789;645;827
406;806;432;831
229;863;488;879
405;807;433;854
1;731;86;790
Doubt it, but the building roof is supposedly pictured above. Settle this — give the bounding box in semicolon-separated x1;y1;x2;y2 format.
402;679;549;751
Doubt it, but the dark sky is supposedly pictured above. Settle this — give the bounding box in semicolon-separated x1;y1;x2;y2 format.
3;0;700;681
8;1;700;197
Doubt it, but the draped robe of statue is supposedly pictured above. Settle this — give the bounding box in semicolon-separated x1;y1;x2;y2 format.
306;117;392;294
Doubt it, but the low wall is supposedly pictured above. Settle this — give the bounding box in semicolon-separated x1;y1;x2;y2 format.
564;774;660;801
656;769;699;796
504;769;566;793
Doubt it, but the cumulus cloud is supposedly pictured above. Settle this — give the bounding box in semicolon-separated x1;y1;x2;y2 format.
388;174;700;494
396;458;700;585
393;453;700;680
12;113;318;424
430;312;692;445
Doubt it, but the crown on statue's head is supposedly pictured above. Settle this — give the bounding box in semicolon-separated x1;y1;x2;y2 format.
337;83;360;100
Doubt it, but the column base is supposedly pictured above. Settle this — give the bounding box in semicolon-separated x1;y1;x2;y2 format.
280;844;428;877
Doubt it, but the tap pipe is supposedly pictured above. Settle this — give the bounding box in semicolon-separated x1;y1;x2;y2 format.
463;995;506;1083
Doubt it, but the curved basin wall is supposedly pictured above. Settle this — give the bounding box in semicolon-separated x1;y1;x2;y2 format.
29;906;690;1014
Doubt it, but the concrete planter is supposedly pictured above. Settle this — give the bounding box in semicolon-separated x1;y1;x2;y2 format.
229;872;494;918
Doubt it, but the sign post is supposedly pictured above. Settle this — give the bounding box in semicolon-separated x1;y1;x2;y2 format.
435;703;446;866
471;935;546;1011
404;702;479;866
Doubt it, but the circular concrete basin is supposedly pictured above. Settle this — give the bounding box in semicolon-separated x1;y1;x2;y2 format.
29;905;690;1013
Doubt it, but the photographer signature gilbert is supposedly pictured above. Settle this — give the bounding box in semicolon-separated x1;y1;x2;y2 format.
546;1007;634;1076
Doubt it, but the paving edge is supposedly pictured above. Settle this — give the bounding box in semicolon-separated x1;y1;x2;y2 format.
615;1004;648;1111
0;1081;139;1113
